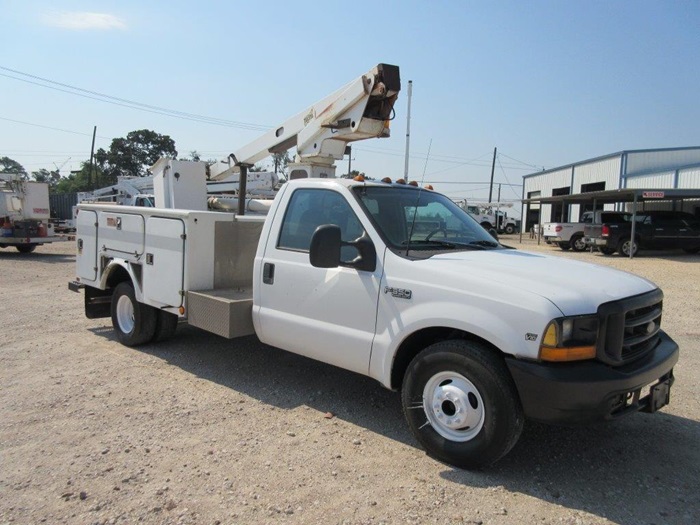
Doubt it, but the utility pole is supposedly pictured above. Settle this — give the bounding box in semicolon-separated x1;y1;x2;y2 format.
88;126;97;190
488;147;497;203
348;145;352;176
403;80;413;182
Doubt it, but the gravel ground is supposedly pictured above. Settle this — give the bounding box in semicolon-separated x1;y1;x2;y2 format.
1;238;699;525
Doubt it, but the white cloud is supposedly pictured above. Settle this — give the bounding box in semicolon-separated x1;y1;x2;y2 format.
42;11;127;31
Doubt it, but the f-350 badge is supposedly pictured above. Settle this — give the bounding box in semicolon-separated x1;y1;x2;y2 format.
384;286;412;300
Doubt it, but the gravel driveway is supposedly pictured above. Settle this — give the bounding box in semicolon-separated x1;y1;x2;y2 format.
1;239;698;525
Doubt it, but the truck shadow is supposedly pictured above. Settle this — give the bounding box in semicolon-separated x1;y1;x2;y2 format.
0;251;74;263
94;325;700;525
441;415;700;524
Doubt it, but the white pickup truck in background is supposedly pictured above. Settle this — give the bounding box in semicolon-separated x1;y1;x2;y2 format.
68;63;679;469
543;210;630;251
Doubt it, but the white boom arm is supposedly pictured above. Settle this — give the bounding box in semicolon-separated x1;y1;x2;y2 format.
216;63;400;180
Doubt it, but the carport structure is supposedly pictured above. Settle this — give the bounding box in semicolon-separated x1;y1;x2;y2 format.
521;188;700;258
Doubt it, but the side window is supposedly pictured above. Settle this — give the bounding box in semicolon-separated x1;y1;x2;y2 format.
277;189;366;258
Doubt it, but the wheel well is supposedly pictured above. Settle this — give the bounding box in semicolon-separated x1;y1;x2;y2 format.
105;264;131;289
480;222;492;229
390;327;502;390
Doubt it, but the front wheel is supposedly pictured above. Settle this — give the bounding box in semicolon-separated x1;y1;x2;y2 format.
401;340;524;469
504;224;516;235
111;282;157;346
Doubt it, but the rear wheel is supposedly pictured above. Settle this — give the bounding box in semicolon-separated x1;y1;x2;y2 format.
111;282;157;346
618;238;639;257
570;234;586;252
401;340;524;469
16;244;36;253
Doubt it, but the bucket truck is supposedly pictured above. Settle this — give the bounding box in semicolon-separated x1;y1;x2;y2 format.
69;63;678;469
0;174;69;253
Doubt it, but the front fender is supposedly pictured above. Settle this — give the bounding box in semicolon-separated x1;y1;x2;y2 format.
369;295;559;389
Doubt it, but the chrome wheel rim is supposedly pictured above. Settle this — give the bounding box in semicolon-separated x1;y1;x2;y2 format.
423;371;485;442
116;295;135;334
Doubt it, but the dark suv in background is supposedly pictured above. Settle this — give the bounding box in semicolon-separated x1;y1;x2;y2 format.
594;210;700;256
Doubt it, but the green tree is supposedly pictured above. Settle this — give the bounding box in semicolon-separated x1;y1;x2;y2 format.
54;162;104;194
0;156;27;180
249;163;267;172
272;151;292;177
31;168;59;188
95;129;177;182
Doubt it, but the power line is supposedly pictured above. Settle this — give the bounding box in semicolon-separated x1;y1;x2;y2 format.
0;116;111;139
497;155;524;200
0;66;271;131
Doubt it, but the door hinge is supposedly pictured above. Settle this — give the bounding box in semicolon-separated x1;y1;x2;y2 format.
179;290;185;297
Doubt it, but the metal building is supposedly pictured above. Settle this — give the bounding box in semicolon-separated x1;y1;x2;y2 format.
521;146;700;232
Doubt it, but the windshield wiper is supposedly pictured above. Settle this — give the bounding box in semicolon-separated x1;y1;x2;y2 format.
403;239;490;250
469;239;500;248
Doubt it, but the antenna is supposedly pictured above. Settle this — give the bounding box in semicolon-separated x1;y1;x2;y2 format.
405;139;432;256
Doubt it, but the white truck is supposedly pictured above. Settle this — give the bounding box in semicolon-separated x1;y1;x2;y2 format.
1;174;69;253
69;64;678;469
458;201;518;235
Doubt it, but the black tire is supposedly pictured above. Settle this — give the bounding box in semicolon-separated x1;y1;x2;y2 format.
683;247;700;254
110;282;157;346
558;242;570;251
600;246;615;255
152;310;179;342
504;224;516;235
570;234;586;252
401;340;524;469
16;244;37;253
618;238;639;257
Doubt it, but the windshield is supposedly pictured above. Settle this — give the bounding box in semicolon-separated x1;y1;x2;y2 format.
353;186;502;252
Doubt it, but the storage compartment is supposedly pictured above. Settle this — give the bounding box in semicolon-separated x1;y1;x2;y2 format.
187;288;254;338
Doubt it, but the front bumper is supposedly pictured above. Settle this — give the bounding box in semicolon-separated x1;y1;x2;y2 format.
505;331;679;425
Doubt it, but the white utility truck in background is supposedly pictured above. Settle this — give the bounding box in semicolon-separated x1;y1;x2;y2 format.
1;174;69;253
458;201;518;235
70;63;679;469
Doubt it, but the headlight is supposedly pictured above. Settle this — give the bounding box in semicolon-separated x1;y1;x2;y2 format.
539;315;599;362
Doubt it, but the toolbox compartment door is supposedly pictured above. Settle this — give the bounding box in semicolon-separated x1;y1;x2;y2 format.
143;217;185;307
76;210;98;281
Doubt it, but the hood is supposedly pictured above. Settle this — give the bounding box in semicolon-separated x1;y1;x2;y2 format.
422;249;656;316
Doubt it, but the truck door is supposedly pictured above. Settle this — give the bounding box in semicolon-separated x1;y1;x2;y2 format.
256;188;383;375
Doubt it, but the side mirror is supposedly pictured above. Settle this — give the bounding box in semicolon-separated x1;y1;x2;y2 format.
309;225;342;268
309;225;377;272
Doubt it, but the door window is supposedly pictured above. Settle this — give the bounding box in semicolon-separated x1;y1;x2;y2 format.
277;189;366;259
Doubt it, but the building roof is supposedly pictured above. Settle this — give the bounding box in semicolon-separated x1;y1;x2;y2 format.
522;188;700;205
523;146;700;180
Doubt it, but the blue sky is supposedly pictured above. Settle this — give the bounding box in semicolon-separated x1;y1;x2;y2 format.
1;1;699;211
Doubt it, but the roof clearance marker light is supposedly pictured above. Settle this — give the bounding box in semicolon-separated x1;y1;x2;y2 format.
396;179;406;185
408;181;418;187
353;174;365;182
382;177;392;184
425;185;434;190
